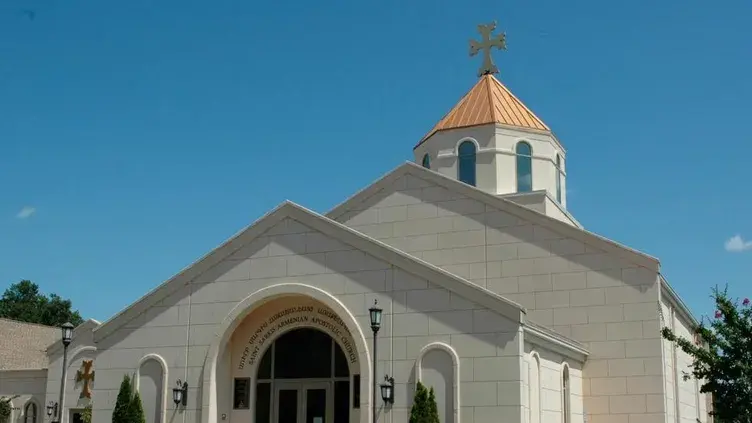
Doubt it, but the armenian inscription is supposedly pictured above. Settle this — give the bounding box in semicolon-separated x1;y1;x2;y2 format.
237;305;358;370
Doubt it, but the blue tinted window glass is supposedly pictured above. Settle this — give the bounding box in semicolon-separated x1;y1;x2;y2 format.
422;154;430;169
516;142;533;193
457;141;476;186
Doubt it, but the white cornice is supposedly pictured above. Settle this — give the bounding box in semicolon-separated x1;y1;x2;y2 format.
659;274;699;328
524;321;589;363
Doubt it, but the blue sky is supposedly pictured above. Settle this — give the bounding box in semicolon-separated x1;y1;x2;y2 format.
1;0;750;323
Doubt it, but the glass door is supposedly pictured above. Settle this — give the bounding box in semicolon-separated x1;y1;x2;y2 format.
274;382;331;423
275;383;301;423
303;382;330;423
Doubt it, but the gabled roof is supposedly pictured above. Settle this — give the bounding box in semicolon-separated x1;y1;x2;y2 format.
416;74;550;147
0;318;58;370
327;162;661;272
93;201;527;343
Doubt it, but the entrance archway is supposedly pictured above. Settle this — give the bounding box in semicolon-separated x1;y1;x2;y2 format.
203;283;371;423
254;328;351;423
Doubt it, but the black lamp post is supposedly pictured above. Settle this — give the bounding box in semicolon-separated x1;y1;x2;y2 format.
172;379;188;408
56;323;74;423
368;300;383;423
379;376;395;405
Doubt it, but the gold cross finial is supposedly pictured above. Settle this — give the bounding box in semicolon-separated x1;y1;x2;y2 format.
469;21;507;77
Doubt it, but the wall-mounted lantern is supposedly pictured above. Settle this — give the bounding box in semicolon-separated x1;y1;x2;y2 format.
380;375;395;405
46;402;57;419
172;379;188;407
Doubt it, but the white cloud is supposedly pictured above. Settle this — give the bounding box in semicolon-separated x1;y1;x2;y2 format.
724;235;752;253
16;206;36;219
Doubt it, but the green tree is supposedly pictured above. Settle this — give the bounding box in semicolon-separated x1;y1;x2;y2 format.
661;287;752;423
0;396;18;423
112;374;133;423
427;387;440;423
130;392;146;423
0;280;83;326
410;382;442;423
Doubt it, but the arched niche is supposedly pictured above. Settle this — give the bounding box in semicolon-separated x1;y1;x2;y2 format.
415;342;459;423
135;354;168;423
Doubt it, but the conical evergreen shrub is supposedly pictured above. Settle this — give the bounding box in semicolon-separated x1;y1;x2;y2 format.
410;382;442;423
130;392;146;423
409;382;429;423
427;387;440;423
112;374;133;423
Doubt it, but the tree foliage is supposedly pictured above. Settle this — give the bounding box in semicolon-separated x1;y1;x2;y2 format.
0;280;83;327
427;386;440;423
0;396;18;423
410;382;440;423
130;392;146;423
81;404;92;423
112;375;133;423
112;374;146;423
661;286;752;423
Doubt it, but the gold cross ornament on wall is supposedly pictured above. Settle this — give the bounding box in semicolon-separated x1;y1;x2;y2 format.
76;360;95;399
469;21;507;77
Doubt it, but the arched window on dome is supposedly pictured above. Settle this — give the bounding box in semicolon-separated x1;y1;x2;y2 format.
555;154;563;203
422;154;431;169
515;141;533;193
457;141;477;186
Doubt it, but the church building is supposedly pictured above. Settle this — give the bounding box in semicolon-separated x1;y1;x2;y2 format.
0;22;707;423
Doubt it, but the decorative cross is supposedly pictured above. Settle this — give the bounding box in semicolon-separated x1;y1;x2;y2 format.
469;21;507;77
76;360;95;399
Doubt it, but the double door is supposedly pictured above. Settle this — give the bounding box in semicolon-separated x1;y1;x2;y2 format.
274;382;331;423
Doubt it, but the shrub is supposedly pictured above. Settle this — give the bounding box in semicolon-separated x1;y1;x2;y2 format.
0;396;19;423
81;405;92;423
409;382;440;423
130;392;146;423
112;374;133;423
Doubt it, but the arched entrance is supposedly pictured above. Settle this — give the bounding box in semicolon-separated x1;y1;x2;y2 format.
254;328;351;423
209;285;370;423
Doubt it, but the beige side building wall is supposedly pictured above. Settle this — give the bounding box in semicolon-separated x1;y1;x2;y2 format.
0;370;47;423
660;296;708;423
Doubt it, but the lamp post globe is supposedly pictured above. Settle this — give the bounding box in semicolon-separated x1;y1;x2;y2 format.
368;300;382;334
57;322;75;423
61;322;74;346
368;300;383;423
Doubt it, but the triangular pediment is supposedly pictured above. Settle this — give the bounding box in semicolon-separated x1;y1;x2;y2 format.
92;201;526;343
